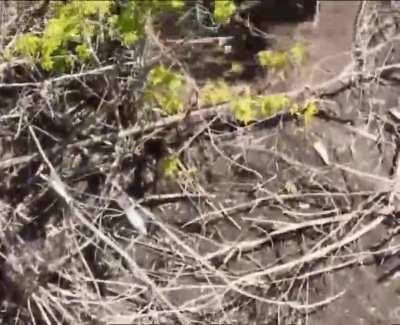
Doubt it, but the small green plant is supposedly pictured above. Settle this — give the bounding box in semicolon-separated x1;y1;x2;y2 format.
75;43;92;61
258;94;290;117
231;88;256;124
162;154;181;178
144;65;186;115
232;97;255;124
230;91;290;124
303;101;318;125
289;42;307;66
213;0;236;24
14;34;41;59
229;61;245;75
290;100;319;126
13;1;112;70
107;0;185;46
257;50;288;71
12;1;186;71
200;80;232;106
257;42;307;71
229;92;319;126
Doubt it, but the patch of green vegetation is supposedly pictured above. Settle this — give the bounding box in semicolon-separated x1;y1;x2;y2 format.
229;91;319;126
13;1;113;71
231;92;291;124
213;0;237;24
257;50;288;71
12;0;186;71
11;0;238;72
14;34;41;59
199;80;292;124
257;42;307;71
303;101;318;125
107;1;184;46
258;94;290;117
144;65;186;115
75;43;92;61
231;94;256;124
200;80;232;106
162;154;181;178
229;61;245;75
289;42;307;66
290;100;319;126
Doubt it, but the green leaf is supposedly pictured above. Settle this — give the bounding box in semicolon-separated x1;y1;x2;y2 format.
214;0;236;24
164;96;184;115
168;76;183;92
289;103;302;116
75;43;91;60
200;80;231;106
304;101;318;126
148;65;170;86
289;100;318;126
14;34;41;58
258;95;290;117
60;0;112;17
122;32;140;47
145;65;185;115
162;155;180;178
230;62;244;74
231;96;256;124
290;42;307;66
257;50;288;70
166;0;185;9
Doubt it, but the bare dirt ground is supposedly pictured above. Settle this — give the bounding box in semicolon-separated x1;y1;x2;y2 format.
270;1;360;89
1;1;400;325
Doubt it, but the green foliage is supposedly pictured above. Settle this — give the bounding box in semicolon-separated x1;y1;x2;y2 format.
231;92;290;124
108;1;142;46
303;101;318;125
109;0;184;45
144;65;186;115
75;43;92;61
232;97;255;124
12;0;185;71
14;34;41;58
229;62;244;75
289;42;307;66
200;80;232;106
64;0;112;16
213;0;236;24
258;94;290;117
257;43;307;71
289;103;301;116
257;50;288;70
162;154;181;178
13;0;112;70
231;88;256;124
289;100;319;126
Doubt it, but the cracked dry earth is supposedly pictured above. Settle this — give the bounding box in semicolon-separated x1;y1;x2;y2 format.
1;1;400;325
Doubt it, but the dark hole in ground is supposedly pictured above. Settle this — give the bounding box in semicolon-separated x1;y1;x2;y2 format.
240;0;318;24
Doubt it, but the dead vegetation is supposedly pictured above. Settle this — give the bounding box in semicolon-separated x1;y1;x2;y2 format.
1;1;400;324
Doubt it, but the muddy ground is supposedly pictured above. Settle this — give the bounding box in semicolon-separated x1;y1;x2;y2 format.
1;1;400;324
